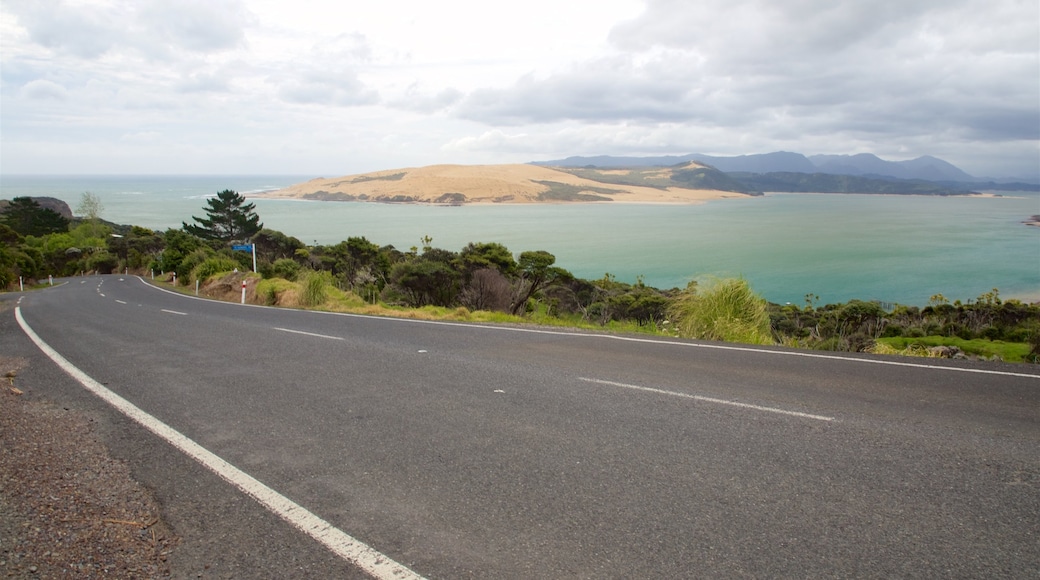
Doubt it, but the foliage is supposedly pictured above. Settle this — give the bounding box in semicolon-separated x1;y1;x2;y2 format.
1;197;70;237
511;250;568;315
182;189;263;242
668;278;772;344
728;172;974;195
253;228;306;264
176;248;217;282
76;192;105;239
190;257;242;284
269;258;302;281
533;181;616;202
300;269;332;307
388;257;459;307
8;192;1037;365
875;336;1034;363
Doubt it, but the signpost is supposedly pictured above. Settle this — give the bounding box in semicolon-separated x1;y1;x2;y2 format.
232;243;257;273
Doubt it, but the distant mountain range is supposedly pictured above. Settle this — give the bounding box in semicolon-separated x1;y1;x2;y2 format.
533;152;1039;188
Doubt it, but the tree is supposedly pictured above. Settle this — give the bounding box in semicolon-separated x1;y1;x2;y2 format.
76;192;105;239
183;189;262;242
509;250;568;315
1;197;69;237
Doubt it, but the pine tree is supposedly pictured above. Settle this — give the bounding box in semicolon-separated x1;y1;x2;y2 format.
182;189;263;242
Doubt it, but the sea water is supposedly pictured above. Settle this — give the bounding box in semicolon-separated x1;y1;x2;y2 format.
2;174;1038;306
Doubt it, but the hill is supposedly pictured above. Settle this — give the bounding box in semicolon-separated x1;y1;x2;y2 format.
262;163;756;204
534;151;995;183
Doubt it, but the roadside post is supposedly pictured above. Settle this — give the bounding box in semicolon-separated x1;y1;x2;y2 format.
241;281;247;304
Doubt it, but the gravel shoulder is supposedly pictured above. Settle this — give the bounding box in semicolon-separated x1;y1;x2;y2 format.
1;355;177;578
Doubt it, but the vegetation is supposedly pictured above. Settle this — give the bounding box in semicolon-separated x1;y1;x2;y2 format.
728;172;976;195
668;278;773;344
182;189;263;242
552;163;756;194
3;191;1037;364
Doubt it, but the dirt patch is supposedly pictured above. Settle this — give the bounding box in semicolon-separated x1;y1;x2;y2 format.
0;356;177;578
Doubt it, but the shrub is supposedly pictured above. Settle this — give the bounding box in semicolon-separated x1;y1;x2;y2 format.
190;257;241;284
667;278;773;345
270;258;301;281
177;248;214;281
300;269;332;307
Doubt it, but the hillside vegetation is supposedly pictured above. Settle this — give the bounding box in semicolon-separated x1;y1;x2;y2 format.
4;191;1038;364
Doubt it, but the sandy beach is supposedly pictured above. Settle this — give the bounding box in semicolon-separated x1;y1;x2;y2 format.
257;164;747;205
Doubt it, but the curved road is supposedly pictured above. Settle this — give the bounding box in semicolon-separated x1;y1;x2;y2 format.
5;275;1039;578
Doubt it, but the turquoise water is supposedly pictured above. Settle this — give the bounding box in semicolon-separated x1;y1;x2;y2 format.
2;175;1038;306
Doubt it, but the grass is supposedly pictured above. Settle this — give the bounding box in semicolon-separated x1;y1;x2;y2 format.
162;272;1036;364
874;336;1034;362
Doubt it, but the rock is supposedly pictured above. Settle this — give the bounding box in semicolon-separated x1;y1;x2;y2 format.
928;345;964;358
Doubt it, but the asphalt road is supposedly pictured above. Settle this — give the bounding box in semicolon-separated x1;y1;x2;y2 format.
5;275;1039;578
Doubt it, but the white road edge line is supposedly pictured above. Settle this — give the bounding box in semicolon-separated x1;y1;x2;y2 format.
274;327;344;341
135;276;1040;380
161;309;187;316
580;377;836;422
15;307;425;580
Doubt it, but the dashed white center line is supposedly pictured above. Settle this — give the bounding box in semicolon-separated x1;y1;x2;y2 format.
579;377;836;422
161;309;187;316
274;327;344;341
116;300;127;304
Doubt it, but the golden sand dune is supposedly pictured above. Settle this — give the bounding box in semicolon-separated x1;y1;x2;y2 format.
260;163;749;205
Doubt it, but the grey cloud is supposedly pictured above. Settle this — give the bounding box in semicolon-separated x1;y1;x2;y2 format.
391;85;464;113
6;0;251;59
136;0;251;54
19;79;69;101
273;33;381;107
7;0;122;58
455;0;1038;153
277;73;379;107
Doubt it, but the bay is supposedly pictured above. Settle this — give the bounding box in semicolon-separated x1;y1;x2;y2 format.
2;174;1037;306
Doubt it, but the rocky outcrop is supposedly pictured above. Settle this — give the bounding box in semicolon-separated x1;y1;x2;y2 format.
0;196;74;218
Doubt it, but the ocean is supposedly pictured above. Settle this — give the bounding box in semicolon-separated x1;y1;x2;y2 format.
2;174;1038;306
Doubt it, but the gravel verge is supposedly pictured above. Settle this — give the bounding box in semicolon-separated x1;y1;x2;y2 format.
0;355;177;579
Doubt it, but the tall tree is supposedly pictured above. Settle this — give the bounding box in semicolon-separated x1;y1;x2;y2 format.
182;189;263;242
76;192;105;239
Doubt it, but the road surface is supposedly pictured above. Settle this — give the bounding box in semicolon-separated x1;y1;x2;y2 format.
5;275;1039;578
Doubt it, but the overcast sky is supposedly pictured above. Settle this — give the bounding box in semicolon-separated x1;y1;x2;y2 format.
2;0;1038;178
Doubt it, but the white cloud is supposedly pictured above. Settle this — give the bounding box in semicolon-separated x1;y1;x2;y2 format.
0;0;1036;178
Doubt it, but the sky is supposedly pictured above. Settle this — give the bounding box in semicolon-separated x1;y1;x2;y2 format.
1;0;1038;179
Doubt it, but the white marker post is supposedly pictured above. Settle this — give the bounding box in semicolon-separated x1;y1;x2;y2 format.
241;281;247;304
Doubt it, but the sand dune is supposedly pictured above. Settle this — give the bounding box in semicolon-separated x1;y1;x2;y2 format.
259;164;747;204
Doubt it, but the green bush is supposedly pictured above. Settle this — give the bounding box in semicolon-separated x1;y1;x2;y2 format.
177;248;214;281
667;278;773;345
190;257;242;284
270;258;301;281
300;269;332;307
